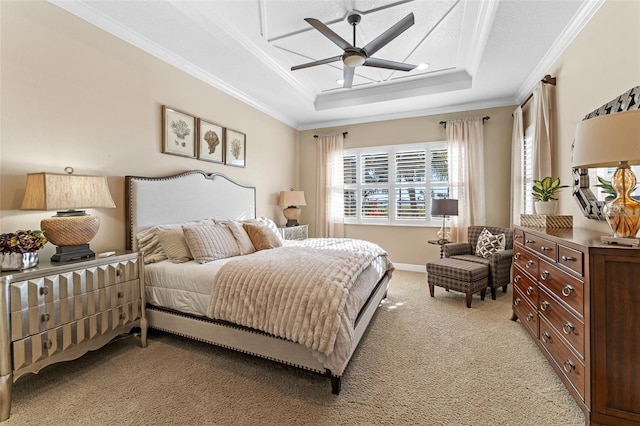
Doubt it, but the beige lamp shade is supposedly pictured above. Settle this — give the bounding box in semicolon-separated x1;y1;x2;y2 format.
20;171;116;261
572;109;640;168
278;190;306;207
21;172;116;211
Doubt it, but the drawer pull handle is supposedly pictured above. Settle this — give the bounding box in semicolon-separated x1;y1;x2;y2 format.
41;313;50;322
119;312;126;320
514;252;521;260
526;313;534;322
513;298;521;306
515;234;522;239
540;301;550;311
117;291;124;299
525;239;534;244
116;269;122;277
561;255;576;262
514;275;521;283
540;246;551;251
540;270;549;280
562;322;575;335
563;360;576;373
526;286;534;295
562;285;574;297
39;286;49;296
526;260;534;268
43;339;53;350
542;331;551;343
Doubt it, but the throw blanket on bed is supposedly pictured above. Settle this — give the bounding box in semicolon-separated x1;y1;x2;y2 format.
207;238;386;356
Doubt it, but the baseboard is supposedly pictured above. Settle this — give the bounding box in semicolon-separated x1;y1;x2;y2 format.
393;263;426;273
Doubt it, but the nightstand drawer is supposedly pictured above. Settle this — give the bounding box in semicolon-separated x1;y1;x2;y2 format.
279;224;308;240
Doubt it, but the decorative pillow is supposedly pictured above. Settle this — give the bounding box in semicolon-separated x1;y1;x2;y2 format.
243;223;283;251
183;224;241;263
243;217;284;244
135;219;214;264
157;228;193;263
225;220;256;255
475;228;506;259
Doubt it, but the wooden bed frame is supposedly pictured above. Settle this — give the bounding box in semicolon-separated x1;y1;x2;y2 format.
125;170;391;394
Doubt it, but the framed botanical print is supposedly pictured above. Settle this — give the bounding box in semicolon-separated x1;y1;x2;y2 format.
162;105;196;158
225;128;246;168
197;118;224;164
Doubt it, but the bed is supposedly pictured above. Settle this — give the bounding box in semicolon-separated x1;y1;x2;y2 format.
125;170;393;393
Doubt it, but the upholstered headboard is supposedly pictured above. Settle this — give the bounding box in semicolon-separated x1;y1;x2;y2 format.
125;170;256;251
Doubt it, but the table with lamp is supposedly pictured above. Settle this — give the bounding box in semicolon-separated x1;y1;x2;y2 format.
428;198;458;258
277;189;308;240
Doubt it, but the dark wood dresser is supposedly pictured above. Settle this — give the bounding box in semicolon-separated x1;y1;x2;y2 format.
511;226;640;426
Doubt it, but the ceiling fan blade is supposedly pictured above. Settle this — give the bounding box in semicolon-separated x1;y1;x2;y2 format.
362;13;414;56
291;55;342;71
363;57;416;71
304;18;353;51
343;66;355;89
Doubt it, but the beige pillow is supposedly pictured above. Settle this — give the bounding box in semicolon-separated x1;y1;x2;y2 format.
243;217;284;244
157;228;193;263
243;223;283;251
183;224;241;263
225;220;256;255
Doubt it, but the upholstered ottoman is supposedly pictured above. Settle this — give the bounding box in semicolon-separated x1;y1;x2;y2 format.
426;258;488;308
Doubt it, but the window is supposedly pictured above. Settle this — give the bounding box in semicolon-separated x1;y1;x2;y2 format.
343;142;448;225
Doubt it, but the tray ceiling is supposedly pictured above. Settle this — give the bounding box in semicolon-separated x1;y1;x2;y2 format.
50;0;603;130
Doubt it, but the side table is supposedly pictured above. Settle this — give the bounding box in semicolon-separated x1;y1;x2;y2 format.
428;239;450;259
278;224;309;240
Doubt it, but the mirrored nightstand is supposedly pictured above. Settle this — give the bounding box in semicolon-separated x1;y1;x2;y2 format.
278;224;308;240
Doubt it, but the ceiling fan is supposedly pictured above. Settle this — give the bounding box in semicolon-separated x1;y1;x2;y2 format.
291;13;417;89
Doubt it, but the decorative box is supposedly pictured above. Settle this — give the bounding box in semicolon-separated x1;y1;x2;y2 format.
520;214;573;228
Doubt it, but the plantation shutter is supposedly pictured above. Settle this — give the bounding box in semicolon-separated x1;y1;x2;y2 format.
361;153;389;218
395;149;427;219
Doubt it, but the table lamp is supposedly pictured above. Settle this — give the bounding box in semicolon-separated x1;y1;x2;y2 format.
572;109;640;239
431;198;458;243
21;168;116;261
278;190;306;227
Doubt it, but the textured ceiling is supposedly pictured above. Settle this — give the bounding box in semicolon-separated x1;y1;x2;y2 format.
51;0;603;130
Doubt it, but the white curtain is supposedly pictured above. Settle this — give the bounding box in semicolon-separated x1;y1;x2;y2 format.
315;133;344;238
446;117;485;243
510;106;524;226
531;81;553;179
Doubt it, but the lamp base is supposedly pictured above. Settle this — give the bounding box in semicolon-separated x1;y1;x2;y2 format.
51;244;95;262
283;206;301;228
285;219;299;227
603;161;640;238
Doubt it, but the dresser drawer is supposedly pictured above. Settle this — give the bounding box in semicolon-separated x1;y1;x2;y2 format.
12;302;140;371
513;246;539;279
9;258;139;313
513;288;539;339
524;234;557;262
11;279;140;341
513;265;538;307
557;245;584;277
539;317;585;401
538;287;585;358
539;260;584;317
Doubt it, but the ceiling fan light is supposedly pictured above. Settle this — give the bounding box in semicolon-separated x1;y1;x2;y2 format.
336;79;344;85
417;63;429;70
344;54;366;68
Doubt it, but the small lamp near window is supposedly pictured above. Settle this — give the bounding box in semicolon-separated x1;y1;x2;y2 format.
20;168;116;262
431;198;458;243
572;110;640;239
278;190;306;227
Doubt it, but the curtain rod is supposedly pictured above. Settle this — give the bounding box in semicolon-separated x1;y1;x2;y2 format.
313;132;348;138
519;74;557;109
439;116;490;128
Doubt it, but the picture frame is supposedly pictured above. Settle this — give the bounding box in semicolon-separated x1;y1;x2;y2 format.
162;105;196;158
197;118;224;164
225;128;246;168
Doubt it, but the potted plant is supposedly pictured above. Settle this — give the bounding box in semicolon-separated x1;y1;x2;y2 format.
0;230;47;271
532;177;568;215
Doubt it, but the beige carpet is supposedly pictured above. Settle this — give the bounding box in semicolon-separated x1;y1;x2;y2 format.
5;271;585;425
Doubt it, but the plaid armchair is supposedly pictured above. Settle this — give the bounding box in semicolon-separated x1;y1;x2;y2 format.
443;226;514;299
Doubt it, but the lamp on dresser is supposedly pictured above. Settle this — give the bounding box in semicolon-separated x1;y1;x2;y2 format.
431;198;458;243
278;190;306;227
20;167;116;262
572;109;640;239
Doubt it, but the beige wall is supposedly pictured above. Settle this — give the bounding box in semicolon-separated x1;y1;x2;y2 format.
547;0;639;233
0;1;298;259
299;105;516;267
